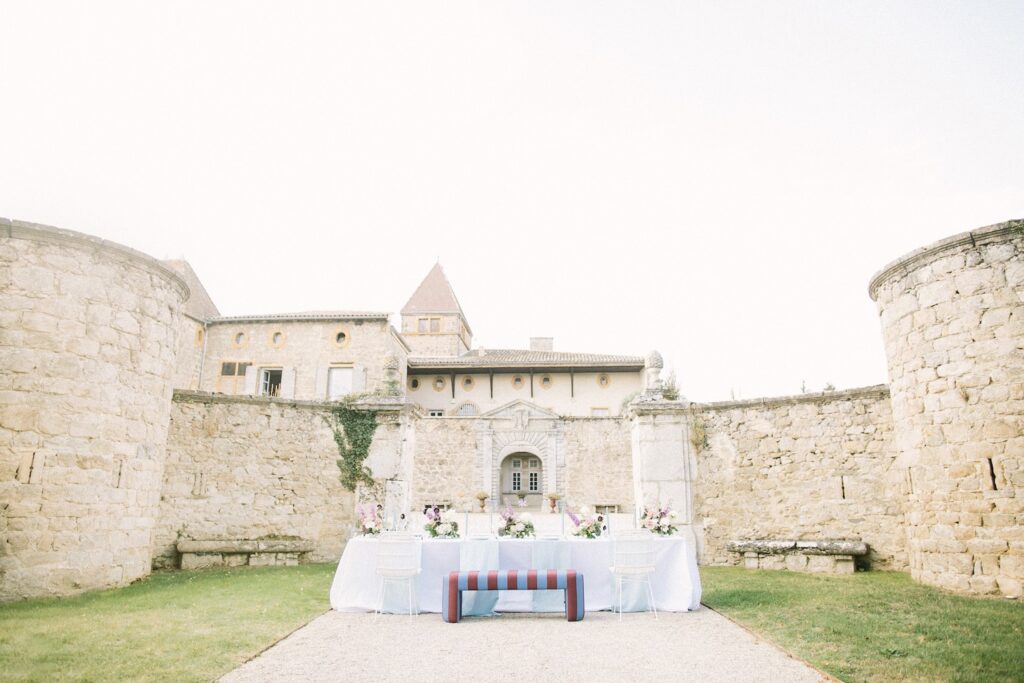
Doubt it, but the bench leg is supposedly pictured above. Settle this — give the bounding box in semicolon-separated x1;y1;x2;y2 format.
565;573;584;622
443;573;462;623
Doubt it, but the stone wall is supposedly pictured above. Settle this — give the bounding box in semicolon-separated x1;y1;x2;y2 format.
563;418;634;511
410;417;479;509
0;219;187;599
153;392;358;568
692;386;906;569
870;220;1023;597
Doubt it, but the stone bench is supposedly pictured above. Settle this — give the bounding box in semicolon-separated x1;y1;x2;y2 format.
727;540;868;574
442;569;585;622
176;539;315;570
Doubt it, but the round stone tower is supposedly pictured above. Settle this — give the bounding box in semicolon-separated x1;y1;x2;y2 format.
1;219;189;599
869;219;1023;597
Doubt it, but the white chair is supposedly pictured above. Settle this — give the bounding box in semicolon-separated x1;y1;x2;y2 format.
375;533;421;618
609;529;657;620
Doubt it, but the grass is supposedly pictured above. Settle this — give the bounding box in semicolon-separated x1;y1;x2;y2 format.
0;563;336;683
700;567;1024;683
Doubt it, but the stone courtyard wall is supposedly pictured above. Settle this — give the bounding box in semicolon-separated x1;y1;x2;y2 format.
0;219;187;600
692;386;906;569
153;392;358;568
410;418;479;509
563;418;634;512
870;220;1023;597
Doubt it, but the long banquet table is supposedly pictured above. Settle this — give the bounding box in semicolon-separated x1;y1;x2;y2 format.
329;535;701;614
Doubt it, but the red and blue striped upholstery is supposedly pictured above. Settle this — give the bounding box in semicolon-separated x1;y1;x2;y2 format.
442;569;585;622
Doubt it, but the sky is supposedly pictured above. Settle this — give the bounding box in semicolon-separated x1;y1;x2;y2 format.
2;1;1022;401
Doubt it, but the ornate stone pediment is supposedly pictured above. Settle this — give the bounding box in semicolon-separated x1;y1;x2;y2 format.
480;399;559;428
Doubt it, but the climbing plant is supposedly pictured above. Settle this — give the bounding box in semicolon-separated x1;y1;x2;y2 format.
326;395;379;492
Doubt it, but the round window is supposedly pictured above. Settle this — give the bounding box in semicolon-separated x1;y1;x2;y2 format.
336;331;347;345
272;332;283;345
540;375;553;390
512;375;524;390
234;332;246;346
410;378;420;390
598;374;610;388
462;376;475;391
433;376;446;391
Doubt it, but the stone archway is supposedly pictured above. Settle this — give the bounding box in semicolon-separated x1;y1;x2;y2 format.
473;400;566;511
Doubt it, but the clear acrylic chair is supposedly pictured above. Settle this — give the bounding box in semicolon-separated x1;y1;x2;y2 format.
375;533;421;618
609;529;657;620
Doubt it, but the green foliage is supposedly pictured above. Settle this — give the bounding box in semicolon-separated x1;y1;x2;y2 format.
701;567;1024;682
0;564;336;683
326;395;379;492
662;370;679;400
689;415;708;452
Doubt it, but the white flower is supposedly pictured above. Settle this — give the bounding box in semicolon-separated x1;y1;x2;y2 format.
441;509;458;523
437;522;452;536
659;520;669;528
579;505;591;516
514;522;525;533
364;519;377;529
669;510;678;519
520;512;533;523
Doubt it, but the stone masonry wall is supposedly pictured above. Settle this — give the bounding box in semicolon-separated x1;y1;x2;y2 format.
693;386;906;569
563;418;634;512
153;392;358;568
411;418;478;509
870;220;1023;597
0;219;187;600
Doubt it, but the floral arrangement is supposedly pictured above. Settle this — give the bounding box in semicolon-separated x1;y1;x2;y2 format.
424;506;460;538
641;505;678;535
357;503;383;535
568;505;604;539
498;506;535;538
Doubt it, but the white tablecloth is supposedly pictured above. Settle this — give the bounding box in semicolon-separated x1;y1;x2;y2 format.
329;535;701;614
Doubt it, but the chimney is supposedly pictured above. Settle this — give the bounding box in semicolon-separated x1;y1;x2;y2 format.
529;337;553;352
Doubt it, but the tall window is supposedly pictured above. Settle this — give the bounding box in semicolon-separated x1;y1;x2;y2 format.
218;362;250;394
528;471;538;492
327;367;353;399
512;472;521;491
259;368;283;397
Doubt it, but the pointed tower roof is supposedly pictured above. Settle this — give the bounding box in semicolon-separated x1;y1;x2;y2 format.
401;263;469;321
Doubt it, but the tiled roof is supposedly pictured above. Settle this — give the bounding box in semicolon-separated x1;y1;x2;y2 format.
408;348;645;370
401;263;469;322
208;311;389;324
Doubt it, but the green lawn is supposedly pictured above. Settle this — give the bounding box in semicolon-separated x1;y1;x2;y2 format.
0;563;336;683
701;567;1024;683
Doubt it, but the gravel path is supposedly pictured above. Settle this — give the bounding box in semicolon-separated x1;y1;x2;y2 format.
221;609;827;682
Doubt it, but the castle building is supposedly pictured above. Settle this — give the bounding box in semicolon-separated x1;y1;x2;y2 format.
1;217;1021;602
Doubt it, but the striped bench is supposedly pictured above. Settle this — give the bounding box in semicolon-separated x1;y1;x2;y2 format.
442;569;585;622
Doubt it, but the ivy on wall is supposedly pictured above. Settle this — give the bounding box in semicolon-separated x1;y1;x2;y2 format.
326;395;379;492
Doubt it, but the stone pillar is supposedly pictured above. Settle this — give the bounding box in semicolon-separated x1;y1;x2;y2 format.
361;397;418;521
630;399;697;545
869;219;1023;597
0;219;189;599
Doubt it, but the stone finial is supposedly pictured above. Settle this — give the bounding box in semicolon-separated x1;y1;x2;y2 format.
645;350;664;369
382;353;401;395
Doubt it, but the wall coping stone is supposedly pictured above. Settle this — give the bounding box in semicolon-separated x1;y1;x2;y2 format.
696;384;889;412
728;540;868;556
2;217;191;301
172;389;417;414
177;539;315;554
868;218;1023;300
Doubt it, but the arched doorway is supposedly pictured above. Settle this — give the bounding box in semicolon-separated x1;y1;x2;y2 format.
499;452;543;509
